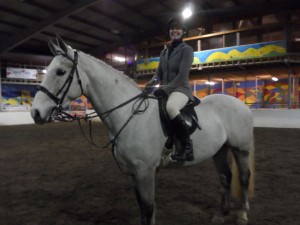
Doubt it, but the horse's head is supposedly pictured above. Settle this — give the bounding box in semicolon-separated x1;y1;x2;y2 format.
31;36;84;124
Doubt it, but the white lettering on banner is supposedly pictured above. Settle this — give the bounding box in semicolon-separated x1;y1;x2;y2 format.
6;67;37;80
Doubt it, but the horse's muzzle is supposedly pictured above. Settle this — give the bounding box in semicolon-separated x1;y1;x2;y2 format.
31;108;54;124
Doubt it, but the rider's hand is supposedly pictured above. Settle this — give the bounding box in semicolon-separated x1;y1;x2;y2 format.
144;83;154;94
145;82;152;89
153;88;167;97
144;79;159;94
146;79;159;88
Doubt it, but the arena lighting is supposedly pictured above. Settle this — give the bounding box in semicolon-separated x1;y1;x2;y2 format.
114;56;126;62
182;6;193;19
272;77;279;81
205;81;215;85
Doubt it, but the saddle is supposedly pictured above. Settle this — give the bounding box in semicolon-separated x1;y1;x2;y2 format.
157;95;201;150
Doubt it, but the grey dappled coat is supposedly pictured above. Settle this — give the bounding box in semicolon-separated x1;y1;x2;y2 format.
152;42;194;101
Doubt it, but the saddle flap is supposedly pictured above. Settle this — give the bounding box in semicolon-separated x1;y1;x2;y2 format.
157;95;201;137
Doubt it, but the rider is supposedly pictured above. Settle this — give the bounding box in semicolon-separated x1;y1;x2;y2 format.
146;17;194;161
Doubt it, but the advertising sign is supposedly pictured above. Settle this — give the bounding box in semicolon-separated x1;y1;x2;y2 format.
6;67;37;80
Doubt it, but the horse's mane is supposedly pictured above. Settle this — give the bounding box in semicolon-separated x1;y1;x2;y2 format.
80;51;140;89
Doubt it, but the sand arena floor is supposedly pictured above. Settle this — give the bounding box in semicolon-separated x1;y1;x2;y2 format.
0;122;299;225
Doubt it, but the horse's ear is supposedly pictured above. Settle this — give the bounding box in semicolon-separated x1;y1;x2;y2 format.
56;35;68;54
48;38;62;56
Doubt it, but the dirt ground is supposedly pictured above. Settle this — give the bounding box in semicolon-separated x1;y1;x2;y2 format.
0;122;299;225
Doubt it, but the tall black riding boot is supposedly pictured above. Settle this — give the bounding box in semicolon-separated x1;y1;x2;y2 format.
170;114;194;161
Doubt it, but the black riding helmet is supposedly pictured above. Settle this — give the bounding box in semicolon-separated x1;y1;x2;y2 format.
166;17;188;36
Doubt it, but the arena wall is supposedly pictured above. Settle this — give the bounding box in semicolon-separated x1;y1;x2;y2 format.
0;109;299;128
251;109;300;128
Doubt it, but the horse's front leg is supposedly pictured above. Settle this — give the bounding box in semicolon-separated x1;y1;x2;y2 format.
132;168;156;225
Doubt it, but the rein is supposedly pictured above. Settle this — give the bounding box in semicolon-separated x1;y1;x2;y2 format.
76;91;151;149
37;49;153;148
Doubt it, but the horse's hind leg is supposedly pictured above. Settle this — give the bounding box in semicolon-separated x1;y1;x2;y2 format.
231;147;251;225
132;169;156;225
211;144;232;225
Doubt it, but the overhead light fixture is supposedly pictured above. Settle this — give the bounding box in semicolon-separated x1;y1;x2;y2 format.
205;81;215;85
182;6;193;19
271;77;278;81
114;56;126;62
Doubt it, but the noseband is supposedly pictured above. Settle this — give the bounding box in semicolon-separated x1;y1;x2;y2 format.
37;50;84;120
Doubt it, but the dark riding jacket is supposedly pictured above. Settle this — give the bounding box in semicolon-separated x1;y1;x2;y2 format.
151;41;194;101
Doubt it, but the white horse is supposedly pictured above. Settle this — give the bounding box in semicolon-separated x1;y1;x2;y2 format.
31;37;255;225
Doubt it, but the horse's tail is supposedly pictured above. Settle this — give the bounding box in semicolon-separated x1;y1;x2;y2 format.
230;139;255;199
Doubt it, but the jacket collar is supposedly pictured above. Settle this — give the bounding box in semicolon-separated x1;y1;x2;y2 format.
166;42;184;60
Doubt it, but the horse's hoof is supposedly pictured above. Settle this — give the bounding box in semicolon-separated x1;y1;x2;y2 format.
236;210;248;225
211;214;224;225
162;154;171;166
159;147;172;167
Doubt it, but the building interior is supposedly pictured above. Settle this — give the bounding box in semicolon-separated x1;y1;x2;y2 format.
0;0;299;110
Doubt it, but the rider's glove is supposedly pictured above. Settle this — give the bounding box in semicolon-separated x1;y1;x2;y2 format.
153;88;167;97
145;79;159;88
144;79;159;94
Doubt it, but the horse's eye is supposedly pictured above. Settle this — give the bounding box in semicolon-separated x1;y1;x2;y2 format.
56;69;66;76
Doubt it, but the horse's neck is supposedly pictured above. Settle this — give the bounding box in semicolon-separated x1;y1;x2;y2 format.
82;56;141;133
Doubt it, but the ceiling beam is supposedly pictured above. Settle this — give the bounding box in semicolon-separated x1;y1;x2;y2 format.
68;15;117;41
27;0;120;42
23;0;58;13
25;0;116;42
86;1;177;55
54;24;110;43
153;0;177;13
89;26;164;55
41;31;97;48
0;0;102;55
111;0;162;29
0;5;38;22
88;7;141;32
199;0;300;21
87;4;167;43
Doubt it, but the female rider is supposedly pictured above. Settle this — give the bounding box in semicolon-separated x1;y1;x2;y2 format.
146;17;194;161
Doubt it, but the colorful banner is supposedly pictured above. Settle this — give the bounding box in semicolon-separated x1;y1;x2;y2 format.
1;84;92;113
67;96;87;118
193;78;300;109
136;40;287;72
194;80;264;108
193;40;286;64
235;80;263;108
264;79;289;108
6;67;38;80
1;84;37;111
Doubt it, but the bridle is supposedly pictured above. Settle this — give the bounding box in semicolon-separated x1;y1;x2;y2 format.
37;49;152;148
37;50;83;120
